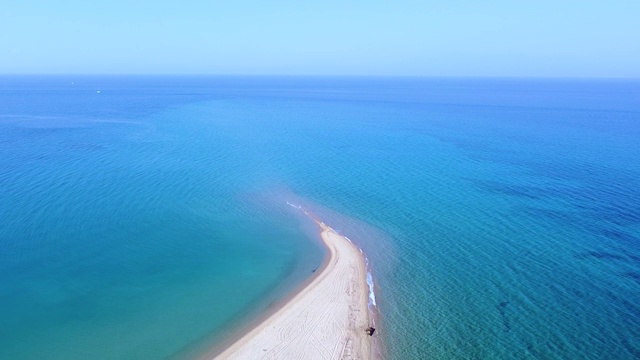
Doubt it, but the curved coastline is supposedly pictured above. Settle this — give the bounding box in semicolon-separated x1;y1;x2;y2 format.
212;218;375;359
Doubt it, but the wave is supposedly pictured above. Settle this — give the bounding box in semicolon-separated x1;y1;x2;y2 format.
286;201;302;210
365;259;377;307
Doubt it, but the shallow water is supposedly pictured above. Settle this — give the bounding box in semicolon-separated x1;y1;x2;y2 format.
1;76;639;359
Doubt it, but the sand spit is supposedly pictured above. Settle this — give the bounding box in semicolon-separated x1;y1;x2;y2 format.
214;222;372;359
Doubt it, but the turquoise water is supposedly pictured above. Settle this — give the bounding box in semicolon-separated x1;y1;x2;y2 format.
1;76;639;359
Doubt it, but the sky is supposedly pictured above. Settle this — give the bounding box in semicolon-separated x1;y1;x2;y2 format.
1;0;639;77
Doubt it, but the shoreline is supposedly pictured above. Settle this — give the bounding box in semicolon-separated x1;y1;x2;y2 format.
211;217;375;359
200;225;333;359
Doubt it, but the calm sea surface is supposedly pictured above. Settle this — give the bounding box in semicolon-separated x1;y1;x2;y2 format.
1;76;639;359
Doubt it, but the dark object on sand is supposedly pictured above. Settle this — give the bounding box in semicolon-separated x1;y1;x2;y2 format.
365;327;375;336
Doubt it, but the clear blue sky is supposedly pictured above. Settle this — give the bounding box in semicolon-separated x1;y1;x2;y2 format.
1;0;639;77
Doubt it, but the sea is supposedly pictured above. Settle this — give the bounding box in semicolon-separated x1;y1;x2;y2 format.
1;76;639;359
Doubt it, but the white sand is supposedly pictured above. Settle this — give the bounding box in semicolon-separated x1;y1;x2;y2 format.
214;222;372;360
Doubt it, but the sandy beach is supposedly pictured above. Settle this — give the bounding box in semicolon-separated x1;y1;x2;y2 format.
213;221;373;359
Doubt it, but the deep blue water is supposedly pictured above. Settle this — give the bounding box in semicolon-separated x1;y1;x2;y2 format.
1;76;639;359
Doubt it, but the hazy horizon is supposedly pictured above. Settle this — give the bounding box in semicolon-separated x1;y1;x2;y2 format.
2;0;639;78
2;74;640;80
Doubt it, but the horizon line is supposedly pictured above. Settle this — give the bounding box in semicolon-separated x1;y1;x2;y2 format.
1;73;639;80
